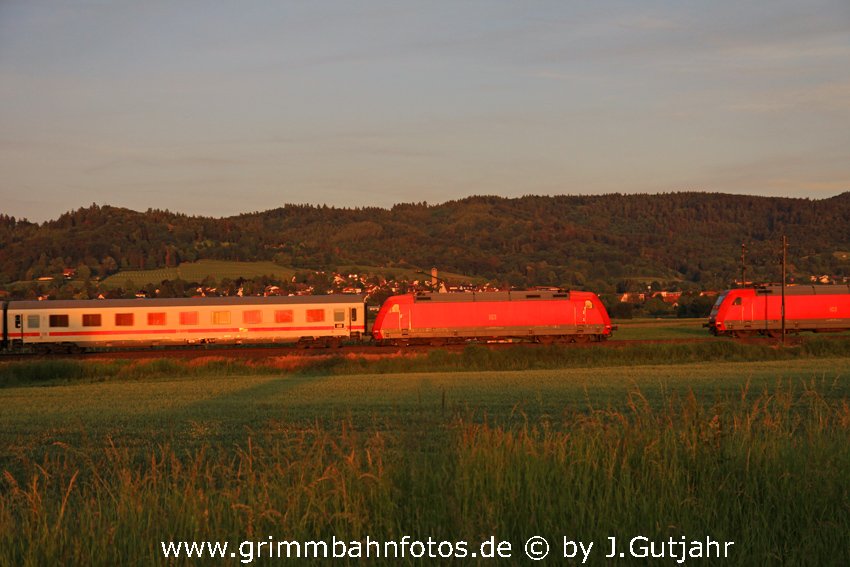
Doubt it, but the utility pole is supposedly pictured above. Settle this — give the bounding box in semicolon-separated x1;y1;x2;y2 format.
741;243;747;287
781;235;787;345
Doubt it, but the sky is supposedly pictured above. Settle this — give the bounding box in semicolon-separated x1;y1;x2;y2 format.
1;1;849;222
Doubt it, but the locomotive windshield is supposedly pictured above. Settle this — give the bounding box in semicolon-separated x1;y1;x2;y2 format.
709;292;728;318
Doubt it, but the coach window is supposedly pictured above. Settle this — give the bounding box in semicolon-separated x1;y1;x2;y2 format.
212;311;231;325
82;314;102;327
148;313;167;326
27;315;40;329
350;308;358;322
334;309;345;323
274;310;293;323
179;311;199;325
306;309;325;323
115;313;134;326
49;314;70;328
243;310;262;324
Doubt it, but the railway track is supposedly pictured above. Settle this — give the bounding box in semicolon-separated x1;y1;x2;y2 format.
0;335;814;362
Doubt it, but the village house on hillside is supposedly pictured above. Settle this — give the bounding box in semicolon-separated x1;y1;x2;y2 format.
619;291;684;304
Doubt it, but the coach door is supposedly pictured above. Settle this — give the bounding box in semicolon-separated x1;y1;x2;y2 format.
28;314;44;340
333;308;346;331
14;313;41;342
11;313;21;343
349;306;359;336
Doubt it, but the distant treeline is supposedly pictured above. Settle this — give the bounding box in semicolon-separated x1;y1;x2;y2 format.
1;192;849;292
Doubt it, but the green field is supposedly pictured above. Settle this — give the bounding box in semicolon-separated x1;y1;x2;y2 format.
100;260;297;288
1;349;849;566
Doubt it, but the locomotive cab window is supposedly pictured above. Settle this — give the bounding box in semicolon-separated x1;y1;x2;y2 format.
83;314;102;327
732;297;742;306
49;314;69;328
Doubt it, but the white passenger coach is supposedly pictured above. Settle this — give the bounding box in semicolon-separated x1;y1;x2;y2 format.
2;295;366;352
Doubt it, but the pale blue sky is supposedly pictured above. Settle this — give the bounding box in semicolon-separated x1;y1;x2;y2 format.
2;1;849;222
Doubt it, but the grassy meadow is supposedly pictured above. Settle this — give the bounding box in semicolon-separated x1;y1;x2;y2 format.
612;317;718;340
1;344;849;565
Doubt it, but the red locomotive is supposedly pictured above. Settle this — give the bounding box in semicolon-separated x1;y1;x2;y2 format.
707;285;850;337
371;290;614;345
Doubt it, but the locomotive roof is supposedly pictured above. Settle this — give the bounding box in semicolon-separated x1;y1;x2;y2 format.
753;285;850;296
411;290;573;303
7;295;365;310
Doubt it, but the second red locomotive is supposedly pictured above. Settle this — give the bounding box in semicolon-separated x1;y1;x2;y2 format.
371;290;614;345
707;285;850;337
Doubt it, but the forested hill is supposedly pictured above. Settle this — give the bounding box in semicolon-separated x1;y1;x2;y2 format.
1;192;849;291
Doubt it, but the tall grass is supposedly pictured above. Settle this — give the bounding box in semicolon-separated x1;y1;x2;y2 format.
1;383;848;565
0;358;285;387
1;424;395;566
446;384;850;565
